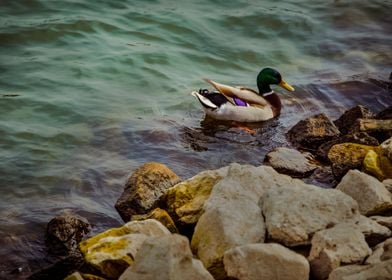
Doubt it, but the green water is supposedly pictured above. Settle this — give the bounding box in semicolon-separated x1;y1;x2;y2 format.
0;0;391;277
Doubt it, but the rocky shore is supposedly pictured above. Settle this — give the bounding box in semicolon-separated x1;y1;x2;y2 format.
29;105;392;280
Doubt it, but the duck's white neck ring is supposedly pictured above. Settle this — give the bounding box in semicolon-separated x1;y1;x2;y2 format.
262;90;274;97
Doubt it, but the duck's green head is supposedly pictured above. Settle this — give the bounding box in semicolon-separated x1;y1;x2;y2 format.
256;67;295;94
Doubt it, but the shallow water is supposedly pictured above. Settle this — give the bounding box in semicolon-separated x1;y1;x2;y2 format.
0;0;391;278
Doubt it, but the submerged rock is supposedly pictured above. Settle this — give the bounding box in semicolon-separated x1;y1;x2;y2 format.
45;213;90;256
119;234;213;280
308;224;371;280
287;113;340;151
265;147;318;178
79;219;170;279
115;162;181;222
224;243;309;280
336;170;392;216
159;167;228;235
333;105;375;135
327;143;378;179
261;183;359;246
191;164;297;279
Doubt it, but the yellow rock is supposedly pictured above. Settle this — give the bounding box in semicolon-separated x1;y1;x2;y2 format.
161;167;228;227
363;150;392;180
132;208;178;233
79;219;170;278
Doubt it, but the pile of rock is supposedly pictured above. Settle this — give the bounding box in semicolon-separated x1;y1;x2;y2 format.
28;105;392;280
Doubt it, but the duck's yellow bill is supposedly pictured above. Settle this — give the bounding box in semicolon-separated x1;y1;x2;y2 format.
279;80;295;92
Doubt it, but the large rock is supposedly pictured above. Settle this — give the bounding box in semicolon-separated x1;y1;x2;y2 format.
327;259;392;280
382;137;392;161
287;113;340;151
308;224;371;280
316;132;378;162
328;143;378;179
223;243;309;280
79;219;170;278
265;147;317;178
119;234;214;280
333;105;375;135
45;213;90;255
115;162;181;222
336;169;392;216
159;167;228;234
191;164;299;279
261;184;359;246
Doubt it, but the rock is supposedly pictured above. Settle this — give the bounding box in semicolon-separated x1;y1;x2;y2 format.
115;162;181;222
334;105;375;135
363;149;392;180
351;215;391;247
365;240;386;264
384;179;392;193
316;132;379;162
336;169;392;216
308;224;371;280
191;164;299;279
382;137;392;160
45;213;90;255
64;272;83;280
265;147;318;178
370;216;392;230
119;234;214;280
159;167;228;235
328;143;378;179
381;238;392;261
131;208;178;233
261;183;359;247
328;259;392;280
223;243;309;280
351;118;392;142
287;113;340;151
79;219;170;278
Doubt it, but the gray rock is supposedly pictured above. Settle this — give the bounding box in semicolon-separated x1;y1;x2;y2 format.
287;113;340;151
370;215;392;231
309;224;371;280
328;259;392;280
351;215;392;247
115;162;181;222
223;243;309;280
384;179;392;193
265;147;317;178
336;169;392;216
119;234;213;280
261;184;359;246
381;137;392;161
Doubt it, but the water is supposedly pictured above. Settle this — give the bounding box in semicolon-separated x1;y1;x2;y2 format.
0;0;391;277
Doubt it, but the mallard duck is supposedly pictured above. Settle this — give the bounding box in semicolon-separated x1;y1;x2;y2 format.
192;68;294;122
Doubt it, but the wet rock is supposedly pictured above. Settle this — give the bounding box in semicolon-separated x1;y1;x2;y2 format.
261;183;359;247
328;259;392;280
119;234;214;280
131;208;178;233
223;243;310;280
371;216;392;230
351;215;392;247
336;169;392;216
308;224;371;280
115;162;181;222
327;143;378;179
333;105;375;135
316;132;379;162
265;147;317;178
382;137;392;160
45;213;90;255
376;106;392;120
79;219;170;279
191;164;298;279
363;149;392;180
287;113;340;151
159;167;228;235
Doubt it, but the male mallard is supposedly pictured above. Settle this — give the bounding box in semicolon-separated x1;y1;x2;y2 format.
192;68;294;122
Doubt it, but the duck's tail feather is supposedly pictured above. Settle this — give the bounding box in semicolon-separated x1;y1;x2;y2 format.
191;91;218;109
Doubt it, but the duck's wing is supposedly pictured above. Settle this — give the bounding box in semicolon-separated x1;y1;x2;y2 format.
204;79;269;106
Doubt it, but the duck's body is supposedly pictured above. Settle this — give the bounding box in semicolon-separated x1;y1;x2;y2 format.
192;68;294;122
